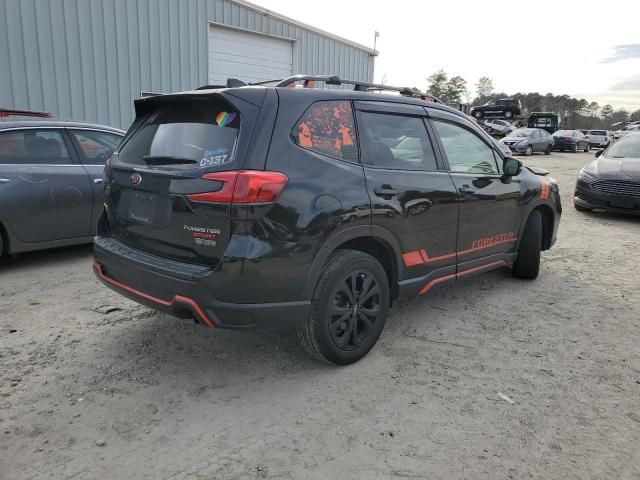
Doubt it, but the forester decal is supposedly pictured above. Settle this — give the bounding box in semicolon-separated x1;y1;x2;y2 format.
403;233;517;267
471;232;515;249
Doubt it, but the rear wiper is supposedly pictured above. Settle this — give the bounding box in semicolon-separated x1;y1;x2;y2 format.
142;155;197;165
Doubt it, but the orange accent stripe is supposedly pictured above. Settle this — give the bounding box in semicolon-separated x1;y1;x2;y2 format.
92;261;215;327
402;250;425;267
418;260;508;295
403;239;517;267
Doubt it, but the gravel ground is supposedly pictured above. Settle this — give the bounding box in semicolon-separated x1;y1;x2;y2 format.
1;151;639;480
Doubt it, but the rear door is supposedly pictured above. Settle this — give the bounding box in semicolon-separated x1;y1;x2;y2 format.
355;101;459;282
0;127;93;242
67;128;124;233
428;110;523;266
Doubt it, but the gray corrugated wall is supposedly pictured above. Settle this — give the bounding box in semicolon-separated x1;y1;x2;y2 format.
0;0;375;129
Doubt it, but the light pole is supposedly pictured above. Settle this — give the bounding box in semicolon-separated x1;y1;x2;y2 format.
373;31;379;80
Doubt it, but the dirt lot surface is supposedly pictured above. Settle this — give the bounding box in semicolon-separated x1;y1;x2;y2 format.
1;151;639;479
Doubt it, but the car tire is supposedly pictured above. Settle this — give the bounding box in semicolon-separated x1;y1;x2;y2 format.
574;202;591;212
505;111;513;119
584;143;590;153
524;145;533;156
571;144;578;153
297;249;390;365
545;145;552;155
512;209;542;280
474;111;482;119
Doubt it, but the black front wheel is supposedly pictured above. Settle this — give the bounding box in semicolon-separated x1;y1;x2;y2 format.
297;250;390;365
524;145;533;156
584;143;590;153
505;111;514;119
512;209;542;279
545;144;552;155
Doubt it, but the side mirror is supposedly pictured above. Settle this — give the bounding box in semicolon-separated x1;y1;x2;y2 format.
595;149;603;158
503;157;522;178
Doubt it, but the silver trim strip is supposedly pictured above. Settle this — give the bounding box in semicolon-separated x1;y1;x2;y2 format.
0;178;10;183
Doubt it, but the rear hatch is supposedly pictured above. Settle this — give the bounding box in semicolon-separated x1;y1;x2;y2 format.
104;90;272;266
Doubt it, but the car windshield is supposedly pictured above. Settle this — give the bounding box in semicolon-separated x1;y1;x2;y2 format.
589;130;606;135
605;135;640;159
510;129;532;137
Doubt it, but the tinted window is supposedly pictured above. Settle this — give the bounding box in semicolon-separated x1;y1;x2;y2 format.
0;129;70;165
589;130;606;135
292;100;356;160
117;100;239;170
432;120;498;174
71;130;122;165
358;112;437;171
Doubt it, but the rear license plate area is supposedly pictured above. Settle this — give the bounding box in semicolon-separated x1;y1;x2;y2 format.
123;189;172;227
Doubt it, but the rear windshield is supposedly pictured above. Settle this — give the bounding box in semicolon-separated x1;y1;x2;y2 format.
554;130;574;136
589;130;606;135
117;100;240;170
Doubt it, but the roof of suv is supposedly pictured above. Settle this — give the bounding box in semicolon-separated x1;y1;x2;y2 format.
0;119;125;133
175;84;471;121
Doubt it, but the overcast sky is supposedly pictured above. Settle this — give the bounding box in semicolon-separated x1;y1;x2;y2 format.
251;0;640;112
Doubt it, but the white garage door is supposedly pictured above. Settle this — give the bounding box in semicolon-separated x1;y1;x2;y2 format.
208;25;293;85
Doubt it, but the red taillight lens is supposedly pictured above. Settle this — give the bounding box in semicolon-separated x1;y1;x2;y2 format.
564;137;572;141
187;170;288;204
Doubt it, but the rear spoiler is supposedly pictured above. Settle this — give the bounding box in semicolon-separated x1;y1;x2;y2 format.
0;108;52;118
526;166;550;176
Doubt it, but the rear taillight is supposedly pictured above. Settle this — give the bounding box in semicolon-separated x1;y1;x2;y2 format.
564;137;572;141
188;170;288;204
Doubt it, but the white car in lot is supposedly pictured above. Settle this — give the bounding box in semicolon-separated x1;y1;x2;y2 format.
483;118;515;134
587;130;611;148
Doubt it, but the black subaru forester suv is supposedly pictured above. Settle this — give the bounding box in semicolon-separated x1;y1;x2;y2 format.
94;75;561;365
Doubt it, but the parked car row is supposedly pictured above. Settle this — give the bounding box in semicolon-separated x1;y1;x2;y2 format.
498;127;614;155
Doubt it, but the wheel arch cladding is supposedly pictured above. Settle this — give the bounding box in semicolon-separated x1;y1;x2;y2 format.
303;228;403;303
334;237;398;300
518;204;554;252
536;204;555;251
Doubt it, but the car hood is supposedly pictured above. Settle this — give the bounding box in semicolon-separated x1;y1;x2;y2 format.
588;157;640;180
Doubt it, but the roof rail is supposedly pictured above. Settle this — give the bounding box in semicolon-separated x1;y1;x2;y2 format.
267;75;444;103
0;108;52;118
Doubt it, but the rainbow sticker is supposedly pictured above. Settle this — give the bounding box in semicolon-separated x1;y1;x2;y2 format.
215;111;237;127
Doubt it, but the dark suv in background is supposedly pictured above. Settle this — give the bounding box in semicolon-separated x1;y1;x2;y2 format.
93;75;561;365
471;98;522;119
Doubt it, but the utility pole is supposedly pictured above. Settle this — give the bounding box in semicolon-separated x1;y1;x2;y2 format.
373;31;379;81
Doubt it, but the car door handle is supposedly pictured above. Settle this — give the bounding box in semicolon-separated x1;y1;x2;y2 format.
373;186;398;198
0;178;10;184
94;178;103;184
458;185;475;194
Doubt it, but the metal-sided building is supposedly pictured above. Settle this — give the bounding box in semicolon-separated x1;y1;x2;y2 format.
0;0;375;129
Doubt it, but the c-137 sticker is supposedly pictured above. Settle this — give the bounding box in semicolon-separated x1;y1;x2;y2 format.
200;147;231;168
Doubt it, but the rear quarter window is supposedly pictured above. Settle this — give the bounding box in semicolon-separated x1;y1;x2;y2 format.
292;100;357;161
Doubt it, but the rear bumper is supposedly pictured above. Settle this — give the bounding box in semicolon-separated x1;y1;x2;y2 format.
553;141;576;150
93;236;309;329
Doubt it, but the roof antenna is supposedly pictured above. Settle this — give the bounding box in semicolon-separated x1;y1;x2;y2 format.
226;78;248;88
